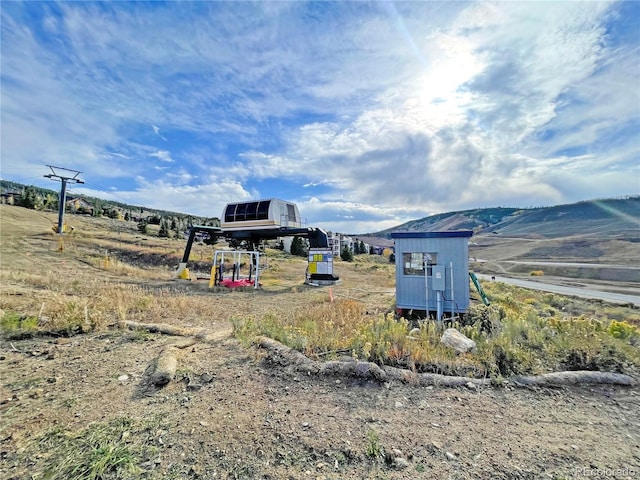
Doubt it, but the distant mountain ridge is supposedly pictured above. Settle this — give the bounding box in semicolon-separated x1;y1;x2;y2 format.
375;197;640;239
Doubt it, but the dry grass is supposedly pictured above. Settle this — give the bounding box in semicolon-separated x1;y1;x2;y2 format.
2;204;639;379
234;275;640;378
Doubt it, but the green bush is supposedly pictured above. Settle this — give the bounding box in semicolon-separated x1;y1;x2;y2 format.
1;311;39;336
607;320;639;341
340;246;354;262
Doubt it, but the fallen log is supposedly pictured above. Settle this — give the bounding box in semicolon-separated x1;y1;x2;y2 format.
256;336;318;372
255;336;637;388
382;366;491;387
320;360;387;381
257;336;387;379
119;320;207;338
511;371;637;387
119;320;232;344
150;345;179;386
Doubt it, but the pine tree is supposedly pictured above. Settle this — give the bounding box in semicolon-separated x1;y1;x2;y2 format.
341;246;354;262
19;186;39;209
291;237;305;256
158;219;169;238
93;199;103;217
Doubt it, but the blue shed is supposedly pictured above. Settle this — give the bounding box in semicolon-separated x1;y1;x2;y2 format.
390;231;473;320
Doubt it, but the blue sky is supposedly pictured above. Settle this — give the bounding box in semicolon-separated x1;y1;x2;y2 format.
1;1;638;233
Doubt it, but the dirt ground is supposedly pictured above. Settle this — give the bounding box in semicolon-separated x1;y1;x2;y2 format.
1;327;639;480
1;206;639;479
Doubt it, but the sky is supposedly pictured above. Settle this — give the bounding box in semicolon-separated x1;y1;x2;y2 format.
1;1;639;233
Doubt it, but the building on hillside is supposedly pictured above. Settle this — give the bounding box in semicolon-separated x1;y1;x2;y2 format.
66;197;94;215
339;235;354;253
0;191;21;205
326;231;341;257
391;230;473;320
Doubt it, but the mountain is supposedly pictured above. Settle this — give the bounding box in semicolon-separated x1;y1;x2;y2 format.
374;197;640;240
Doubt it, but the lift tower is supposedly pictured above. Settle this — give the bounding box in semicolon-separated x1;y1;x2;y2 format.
44;165;84;234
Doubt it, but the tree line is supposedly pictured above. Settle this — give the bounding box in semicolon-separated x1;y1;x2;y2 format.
1;180;218;238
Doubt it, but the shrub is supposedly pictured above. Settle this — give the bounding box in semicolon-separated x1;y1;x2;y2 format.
232;261;640;378
607;320;639;341
341;246;354;262
1;311;39;336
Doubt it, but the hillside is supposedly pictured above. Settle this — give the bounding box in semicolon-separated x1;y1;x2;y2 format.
376;197;640;240
0;179;219;226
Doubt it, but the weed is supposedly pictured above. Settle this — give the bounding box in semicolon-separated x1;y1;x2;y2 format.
607;320;639;342
31;417;162;480
6;376;44;391
365;428;383;459
126;328;153;343
0;311;38;335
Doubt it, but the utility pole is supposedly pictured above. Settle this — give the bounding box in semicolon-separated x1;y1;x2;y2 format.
44;165;84;234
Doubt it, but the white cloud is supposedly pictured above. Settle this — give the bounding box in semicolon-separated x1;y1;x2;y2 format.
149;150;174;163
152;125;167;141
1;1;636;233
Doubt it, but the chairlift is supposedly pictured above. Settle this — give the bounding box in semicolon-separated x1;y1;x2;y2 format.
210;250;261;289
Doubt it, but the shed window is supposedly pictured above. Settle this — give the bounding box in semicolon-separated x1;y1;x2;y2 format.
402;252;438;276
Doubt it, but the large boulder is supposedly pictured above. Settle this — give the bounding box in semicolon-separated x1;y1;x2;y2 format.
441;328;476;354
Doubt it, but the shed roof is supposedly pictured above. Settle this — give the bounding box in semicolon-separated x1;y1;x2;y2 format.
390;230;473;239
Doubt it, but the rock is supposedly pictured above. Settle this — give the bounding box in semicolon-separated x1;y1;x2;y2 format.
188;465;202;476
391;448;403;457
431;441;443;450
441;328;476;354
446;451;456;460
395;401;403;408
465;381;477;390
394;457;410;469
200;373;215;383
118;374;129;382
187;383;203;391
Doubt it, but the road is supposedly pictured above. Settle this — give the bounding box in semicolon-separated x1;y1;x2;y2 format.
505;260;640;270
475;273;640;307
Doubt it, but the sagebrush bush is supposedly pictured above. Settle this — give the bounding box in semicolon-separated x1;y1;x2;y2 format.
233;282;640;378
